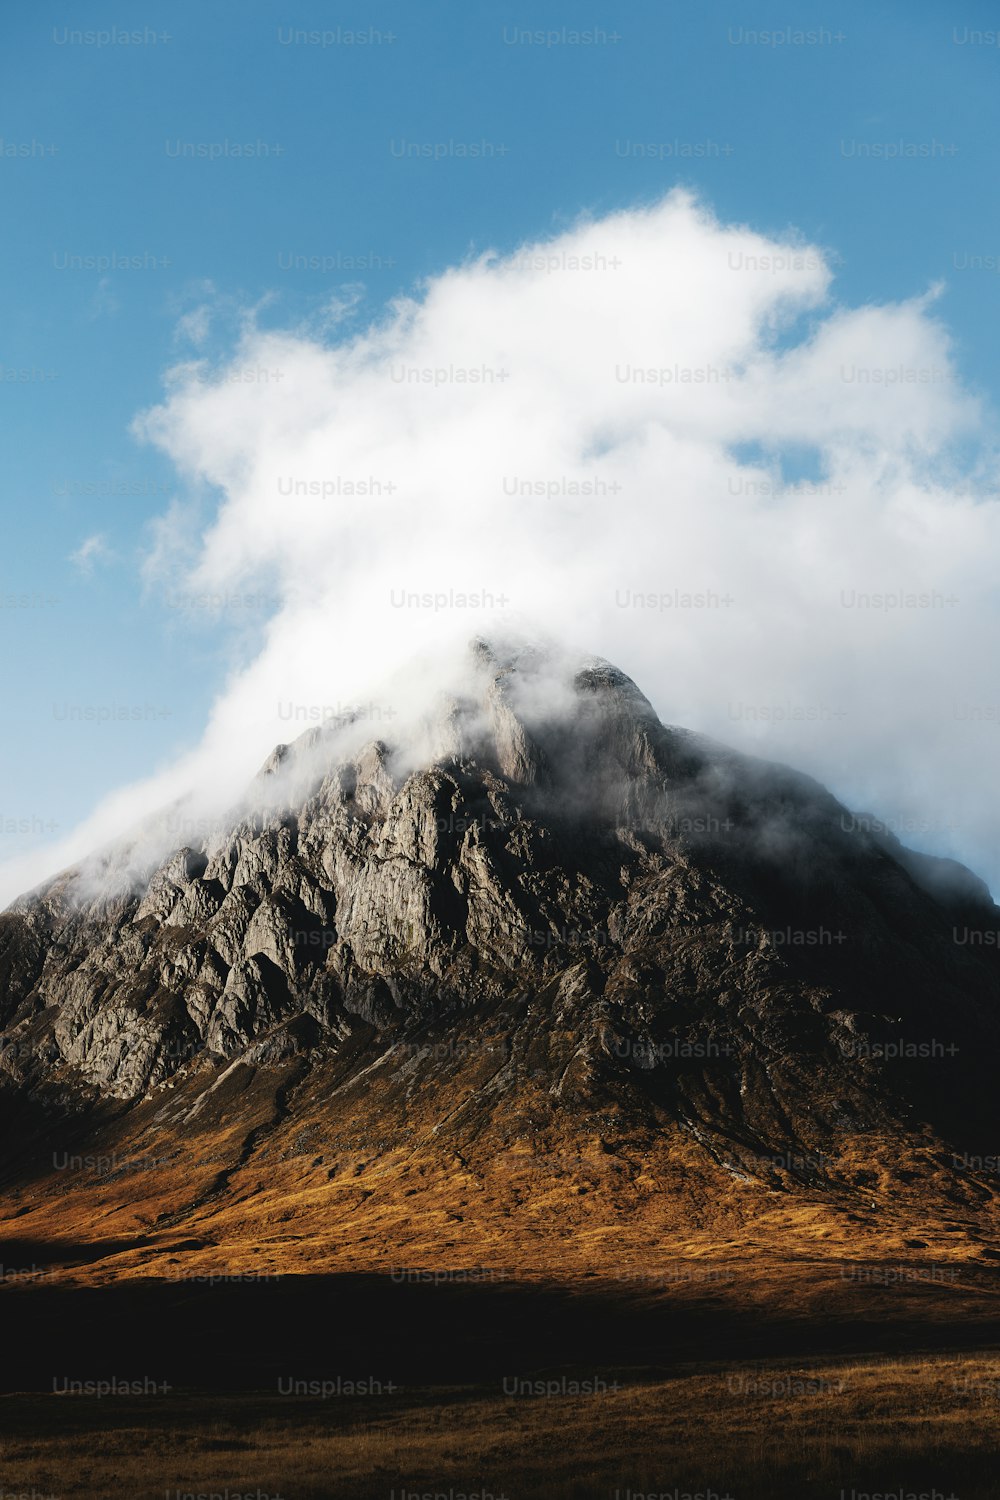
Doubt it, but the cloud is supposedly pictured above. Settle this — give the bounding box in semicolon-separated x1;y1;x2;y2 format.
86;276;120;321
69;533;114;575
5;189;1000;906
176;304;213;347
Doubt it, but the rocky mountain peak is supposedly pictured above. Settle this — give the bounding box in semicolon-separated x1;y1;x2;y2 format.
0;641;997;1198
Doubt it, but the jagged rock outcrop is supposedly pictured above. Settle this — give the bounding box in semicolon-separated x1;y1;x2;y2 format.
1;641;998;1176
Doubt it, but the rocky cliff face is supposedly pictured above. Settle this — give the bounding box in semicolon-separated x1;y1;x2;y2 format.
1;641;998;1180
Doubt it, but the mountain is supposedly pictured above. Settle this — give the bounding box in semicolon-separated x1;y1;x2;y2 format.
1;639;999;1281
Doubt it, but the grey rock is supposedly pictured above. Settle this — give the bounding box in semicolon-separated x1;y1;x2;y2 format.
0;640;997;1174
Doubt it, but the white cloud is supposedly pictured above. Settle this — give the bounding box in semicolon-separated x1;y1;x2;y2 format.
69;533;114;574
6;189;1000;906
176;304;213;347
87;276;120;321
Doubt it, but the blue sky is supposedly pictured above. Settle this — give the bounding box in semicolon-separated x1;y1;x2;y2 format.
3;0;1000;882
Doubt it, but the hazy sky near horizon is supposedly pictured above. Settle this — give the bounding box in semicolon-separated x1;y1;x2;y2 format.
3;0;1000;903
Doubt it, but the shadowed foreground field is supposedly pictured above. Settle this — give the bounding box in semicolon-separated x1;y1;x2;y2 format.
1;1265;998;1499
3;1356;1000;1500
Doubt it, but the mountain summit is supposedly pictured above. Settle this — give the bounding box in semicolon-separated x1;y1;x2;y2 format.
1;640;998;1270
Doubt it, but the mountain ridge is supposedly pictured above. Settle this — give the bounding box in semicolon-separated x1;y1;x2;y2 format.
1;639;998;1273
